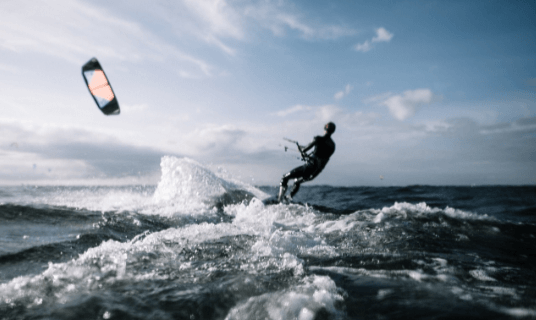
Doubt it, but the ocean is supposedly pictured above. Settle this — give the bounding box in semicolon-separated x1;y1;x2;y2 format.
1;156;535;320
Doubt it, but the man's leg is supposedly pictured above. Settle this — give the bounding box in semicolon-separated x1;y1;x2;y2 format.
278;178;288;202
278;165;307;202
288;161;322;199
289;178;304;198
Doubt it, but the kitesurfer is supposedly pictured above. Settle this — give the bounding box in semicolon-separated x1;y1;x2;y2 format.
278;122;336;202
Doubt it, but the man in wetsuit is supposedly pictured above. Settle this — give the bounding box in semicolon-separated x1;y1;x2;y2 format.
278;122;336;202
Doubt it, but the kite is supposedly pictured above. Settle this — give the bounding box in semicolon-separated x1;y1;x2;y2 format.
81;58;120;115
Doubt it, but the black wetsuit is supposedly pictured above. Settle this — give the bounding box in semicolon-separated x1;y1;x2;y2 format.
280;135;335;199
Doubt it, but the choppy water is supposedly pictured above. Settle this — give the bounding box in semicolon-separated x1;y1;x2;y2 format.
1;156;535;319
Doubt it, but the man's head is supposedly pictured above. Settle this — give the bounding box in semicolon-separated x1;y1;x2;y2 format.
324;122;336;135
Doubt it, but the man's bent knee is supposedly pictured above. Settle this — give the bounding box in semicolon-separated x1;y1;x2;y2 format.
280;173;291;187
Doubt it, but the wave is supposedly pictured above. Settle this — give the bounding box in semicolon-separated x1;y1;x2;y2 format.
1;158;535;319
0;157;268;219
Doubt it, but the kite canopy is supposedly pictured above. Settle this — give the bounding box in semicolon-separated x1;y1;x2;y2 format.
82;58;120;115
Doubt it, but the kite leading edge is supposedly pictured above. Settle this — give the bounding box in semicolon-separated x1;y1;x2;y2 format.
82;57;120;115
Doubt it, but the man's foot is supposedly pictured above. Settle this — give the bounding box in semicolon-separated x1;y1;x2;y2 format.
279;195;292;204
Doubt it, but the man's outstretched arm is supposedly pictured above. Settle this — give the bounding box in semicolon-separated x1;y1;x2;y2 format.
302;139;316;153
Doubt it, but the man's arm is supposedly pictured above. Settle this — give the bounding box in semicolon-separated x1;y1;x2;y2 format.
295;138;316;161
301;138;316;153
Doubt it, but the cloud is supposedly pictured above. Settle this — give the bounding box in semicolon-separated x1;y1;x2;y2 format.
243;2;356;40
182;0;244;39
516;116;536;127
272;104;377;130
0;0;215;77
314;105;342;123
354;40;373;53
363;92;393;104
0;0;358;78
434;117;536;165
273;105;313;117
3;110;533;186
151;0;243;55
382;89;435;120
372;27;394;42
0;63;20;74
120;104;149;113
334;84;353;100
0;0;139;62
184;124;246;156
354;27;394;52
480;116;536;134
0;120;168;183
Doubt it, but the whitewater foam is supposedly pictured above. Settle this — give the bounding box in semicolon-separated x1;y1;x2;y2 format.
153;157;267;212
0;198;340;308
0;157;269;219
225;275;345;320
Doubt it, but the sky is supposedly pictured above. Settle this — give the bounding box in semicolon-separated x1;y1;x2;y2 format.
0;0;535;186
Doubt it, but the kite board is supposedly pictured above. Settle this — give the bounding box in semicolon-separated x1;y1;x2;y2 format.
262;195;281;205
82;57;120;115
262;195;298;206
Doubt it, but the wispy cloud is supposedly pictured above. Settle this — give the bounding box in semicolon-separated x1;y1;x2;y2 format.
243;2;356;40
150;0;243;56
334;84;353;100
382;89;435;120
354;27;394;52
273;105;313;117
0;0;358;78
0;0;215;77
182;0;244;40
354;41;373;53
363;92;393;104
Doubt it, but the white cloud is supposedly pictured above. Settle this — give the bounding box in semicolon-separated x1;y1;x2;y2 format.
354;40;373;52
372;27;394;42
0;0;139;62
243;2;356;40
0;63;20;74
276;13;315;38
354;27;394;52
121;104;149;113
0;0;215;77
182;0;244;39
315;105;341;123
334;84;353;100
382;89;435;120
273;105;313;117
183;124;245;155
0;0;358;78
162;0;243;55
363;92;393;104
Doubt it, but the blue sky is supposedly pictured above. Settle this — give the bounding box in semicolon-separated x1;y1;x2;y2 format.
0;0;535;186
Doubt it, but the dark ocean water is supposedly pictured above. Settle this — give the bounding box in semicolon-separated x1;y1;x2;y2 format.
1;157;535;320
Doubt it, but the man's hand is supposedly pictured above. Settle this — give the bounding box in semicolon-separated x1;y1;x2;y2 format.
296;142;309;161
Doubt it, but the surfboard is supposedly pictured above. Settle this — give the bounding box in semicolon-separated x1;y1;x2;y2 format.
262;196;280;205
261;195;297;205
